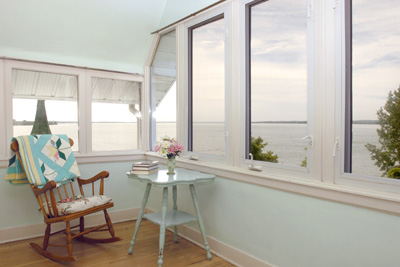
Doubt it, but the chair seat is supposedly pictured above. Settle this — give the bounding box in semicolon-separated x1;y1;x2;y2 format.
44;195;112;216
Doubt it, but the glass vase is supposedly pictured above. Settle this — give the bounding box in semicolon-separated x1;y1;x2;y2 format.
167;156;176;175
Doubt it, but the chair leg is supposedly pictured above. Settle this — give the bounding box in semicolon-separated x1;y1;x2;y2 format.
80;216;85;233
65;221;73;257
104;209;116;238
43;224;51;250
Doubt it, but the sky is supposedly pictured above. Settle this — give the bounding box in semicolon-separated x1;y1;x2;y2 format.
13;0;400;123
352;0;400;120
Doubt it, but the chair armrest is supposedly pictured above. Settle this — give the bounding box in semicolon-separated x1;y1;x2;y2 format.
77;171;109;185
77;171;110;195
31;180;57;196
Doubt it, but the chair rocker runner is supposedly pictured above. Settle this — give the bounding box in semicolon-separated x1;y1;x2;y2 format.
10;135;121;262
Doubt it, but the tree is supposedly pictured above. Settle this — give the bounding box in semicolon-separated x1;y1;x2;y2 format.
365;86;400;177
31;100;52;135
251;136;278;163
301;147;307;167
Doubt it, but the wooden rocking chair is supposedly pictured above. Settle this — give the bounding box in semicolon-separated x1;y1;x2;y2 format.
11;138;121;262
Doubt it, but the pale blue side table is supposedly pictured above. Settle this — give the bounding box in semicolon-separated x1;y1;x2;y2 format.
127;168;216;266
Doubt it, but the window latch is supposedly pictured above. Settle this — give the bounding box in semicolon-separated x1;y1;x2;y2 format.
307;0;313;18
333;137;340;157
302;135;313;148
333;0;340;9
248;153;262;172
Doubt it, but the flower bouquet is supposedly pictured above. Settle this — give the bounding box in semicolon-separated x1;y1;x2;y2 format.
154;136;184;174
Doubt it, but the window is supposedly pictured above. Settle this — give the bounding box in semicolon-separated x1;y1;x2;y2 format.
3;60;143;161
91;77;141;151
246;0;309;168
343;0;400;177
188;15;226;157
150;30;177;148
12;69;79;151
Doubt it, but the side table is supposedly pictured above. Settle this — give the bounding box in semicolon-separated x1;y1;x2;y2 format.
127;168;216;266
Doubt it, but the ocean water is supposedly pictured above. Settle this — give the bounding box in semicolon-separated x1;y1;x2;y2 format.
13;122;382;177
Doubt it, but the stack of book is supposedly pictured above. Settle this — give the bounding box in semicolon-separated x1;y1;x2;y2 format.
130;161;159;175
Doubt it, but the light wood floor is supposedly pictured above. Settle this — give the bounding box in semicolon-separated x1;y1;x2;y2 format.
0;220;235;267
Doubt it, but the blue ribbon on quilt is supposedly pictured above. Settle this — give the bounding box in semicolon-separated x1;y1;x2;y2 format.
5;135;80;187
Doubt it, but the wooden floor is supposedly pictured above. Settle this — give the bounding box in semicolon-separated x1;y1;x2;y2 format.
0;220;234;267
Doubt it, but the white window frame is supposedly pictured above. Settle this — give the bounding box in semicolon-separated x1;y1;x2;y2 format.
183;3;233;165
144;0;400;214
0;59;145;165
86;70;144;155
237;0;317;181
148;29;177;151
334;0;400;194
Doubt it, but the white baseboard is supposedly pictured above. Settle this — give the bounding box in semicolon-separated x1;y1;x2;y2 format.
0;207;140;244
175;224;273;267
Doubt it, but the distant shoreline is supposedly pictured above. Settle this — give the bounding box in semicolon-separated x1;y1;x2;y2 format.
13;120;379;125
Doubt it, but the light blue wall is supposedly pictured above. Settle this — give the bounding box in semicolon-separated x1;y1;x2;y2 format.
0;0;167;73
145;176;400;267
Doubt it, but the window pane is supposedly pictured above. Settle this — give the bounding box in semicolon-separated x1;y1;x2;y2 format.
348;0;400;177
151;30;176;146
91;77;141;151
190;16;225;157
12;69;79;151
248;0;308;166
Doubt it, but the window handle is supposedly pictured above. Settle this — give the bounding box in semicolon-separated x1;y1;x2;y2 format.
302;135;313;148
248;153;262;172
333;0;340;9
307;0;313;18
333;137;340;157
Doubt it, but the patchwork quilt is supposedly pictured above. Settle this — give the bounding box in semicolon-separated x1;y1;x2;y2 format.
5;134;80;187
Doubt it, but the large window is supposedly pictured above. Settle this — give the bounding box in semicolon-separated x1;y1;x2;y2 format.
246;0;308;167
150;30;177;148
188;15;226;157
3;60;143;159
344;0;400;180
91;77;141;151
12;69;79;151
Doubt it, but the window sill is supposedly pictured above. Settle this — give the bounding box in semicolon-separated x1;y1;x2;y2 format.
0;150;147;168
145;152;400;216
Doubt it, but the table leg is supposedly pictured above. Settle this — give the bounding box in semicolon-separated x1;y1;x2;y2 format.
173;185;178;243
128;183;152;255
158;187;168;267
189;184;212;260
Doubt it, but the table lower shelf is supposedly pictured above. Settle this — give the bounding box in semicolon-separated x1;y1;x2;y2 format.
143;210;198;227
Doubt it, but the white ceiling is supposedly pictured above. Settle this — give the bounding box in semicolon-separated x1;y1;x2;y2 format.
0;0;168;73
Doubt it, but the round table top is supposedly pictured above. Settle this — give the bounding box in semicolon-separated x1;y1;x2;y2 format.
127;168;216;187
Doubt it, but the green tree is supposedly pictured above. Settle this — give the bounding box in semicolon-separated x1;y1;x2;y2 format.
301;147;307;167
365;86;400;177
251;136;278;163
31;100;52;135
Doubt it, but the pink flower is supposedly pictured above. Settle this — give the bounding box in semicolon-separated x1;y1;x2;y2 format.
168;146;176;153
154;144;161;152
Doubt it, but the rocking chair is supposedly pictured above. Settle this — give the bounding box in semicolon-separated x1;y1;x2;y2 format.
10;135;121;262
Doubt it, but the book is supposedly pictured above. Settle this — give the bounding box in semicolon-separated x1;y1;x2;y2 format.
131;165;159;171
130;168;159;175
132;161;159;167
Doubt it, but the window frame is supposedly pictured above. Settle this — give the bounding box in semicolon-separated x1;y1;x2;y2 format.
184;4;232;164
0;59;145;165
239;0;316;180
334;0;400;194
149;29;177;151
